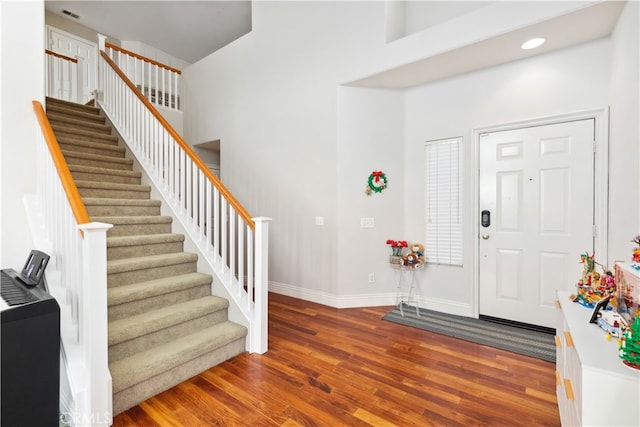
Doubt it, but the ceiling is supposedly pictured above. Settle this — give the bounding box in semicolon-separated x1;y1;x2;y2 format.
350;0;626;88
44;1;625;88
45;1;252;64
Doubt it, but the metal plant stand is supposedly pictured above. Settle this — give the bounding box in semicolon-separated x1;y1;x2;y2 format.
392;263;423;317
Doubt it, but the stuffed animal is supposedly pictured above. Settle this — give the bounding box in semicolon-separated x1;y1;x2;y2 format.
402;243;425;268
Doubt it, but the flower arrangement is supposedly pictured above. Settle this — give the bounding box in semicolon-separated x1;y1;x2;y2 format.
632;235;640;269
386;239;407;256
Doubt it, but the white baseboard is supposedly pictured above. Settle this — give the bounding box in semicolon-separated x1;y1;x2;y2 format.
268;281;473;317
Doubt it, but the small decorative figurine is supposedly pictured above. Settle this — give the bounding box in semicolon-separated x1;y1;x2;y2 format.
631;235;640;270
597;310;628;338
575;252;615;308
401;243;425;269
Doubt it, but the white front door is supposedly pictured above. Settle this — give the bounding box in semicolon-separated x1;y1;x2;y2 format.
479;119;595;328
47;26;97;103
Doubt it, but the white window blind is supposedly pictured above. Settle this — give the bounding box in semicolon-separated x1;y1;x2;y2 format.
425;137;463;266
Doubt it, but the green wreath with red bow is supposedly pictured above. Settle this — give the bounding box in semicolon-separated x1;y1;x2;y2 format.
365;170;388;195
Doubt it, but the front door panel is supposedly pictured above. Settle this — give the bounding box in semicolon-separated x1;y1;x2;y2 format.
479;119;595;328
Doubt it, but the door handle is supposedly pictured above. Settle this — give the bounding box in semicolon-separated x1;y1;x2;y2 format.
482;234;490;240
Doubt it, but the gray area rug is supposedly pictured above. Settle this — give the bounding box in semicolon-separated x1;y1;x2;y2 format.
383;304;556;362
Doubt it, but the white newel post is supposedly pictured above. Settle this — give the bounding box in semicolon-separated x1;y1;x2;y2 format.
252;217;271;354
97;33;106;52
78;222;113;426
96;34;107;102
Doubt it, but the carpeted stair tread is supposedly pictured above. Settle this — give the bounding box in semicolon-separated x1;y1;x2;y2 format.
76;183;151;200
98;216;173;237
47;112;113;134
95;215;172;227
69;165;141;179
75;180;150;193
107;272;212;307
107;252;197;275
86;198;159;208
110;320;247;394
86;198;161;217
58;137;126;157
46;96;100;114
48;110;102;122
107;232;184;259
107;233;184;248
72;168;141;185
46;104;105;123
62;150;133;168
57;134;123;150
108;295;229;346
52;125;120;144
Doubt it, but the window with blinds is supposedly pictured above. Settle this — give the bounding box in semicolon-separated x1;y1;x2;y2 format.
424;137;463;266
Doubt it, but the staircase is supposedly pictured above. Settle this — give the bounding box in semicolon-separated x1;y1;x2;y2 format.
45;97;248;415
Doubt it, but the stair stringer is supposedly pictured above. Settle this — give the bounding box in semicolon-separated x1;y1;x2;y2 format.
96;102;254;350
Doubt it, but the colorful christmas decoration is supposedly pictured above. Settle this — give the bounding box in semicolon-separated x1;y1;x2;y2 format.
575;252;616;308
365;170;388;195
619;316;640;370
615;263;640;323
632;235;640;270
597;310;628;338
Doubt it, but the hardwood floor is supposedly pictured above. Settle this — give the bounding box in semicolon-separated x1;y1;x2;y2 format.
113;293;560;426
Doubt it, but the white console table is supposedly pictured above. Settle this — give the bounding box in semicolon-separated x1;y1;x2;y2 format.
556;291;640;426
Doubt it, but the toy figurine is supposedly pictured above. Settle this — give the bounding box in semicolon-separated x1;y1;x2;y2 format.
401;243;425;269
575;252;616;308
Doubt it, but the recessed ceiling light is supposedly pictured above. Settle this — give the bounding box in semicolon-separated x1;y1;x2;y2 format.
521;38;545;50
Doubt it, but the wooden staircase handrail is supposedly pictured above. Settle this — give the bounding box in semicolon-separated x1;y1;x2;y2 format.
32;100;91;226
45;49;78;63
105;42;182;75
100;51;255;230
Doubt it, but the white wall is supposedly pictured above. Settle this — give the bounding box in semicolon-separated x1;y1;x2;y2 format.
182;1;637;311
183;1;388;302
337;86;404;306
607;1;639;264
403;1;494;38
403;39;611;313
0;0;44;269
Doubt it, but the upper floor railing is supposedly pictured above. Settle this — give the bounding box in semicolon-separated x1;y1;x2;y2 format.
31;101;112;426
46;49;84;104
46;32;182;110
97;46;270;354
103;41;181;111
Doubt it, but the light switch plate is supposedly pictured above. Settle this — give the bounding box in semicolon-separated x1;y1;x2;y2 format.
360;217;374;228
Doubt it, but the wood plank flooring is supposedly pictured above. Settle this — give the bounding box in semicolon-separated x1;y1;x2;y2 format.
113;293;560;426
